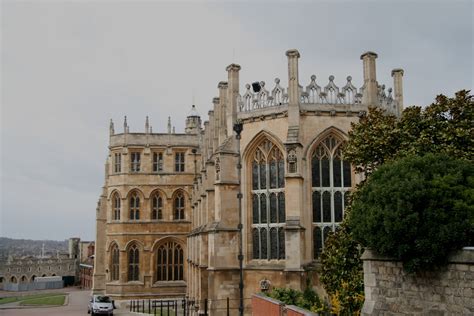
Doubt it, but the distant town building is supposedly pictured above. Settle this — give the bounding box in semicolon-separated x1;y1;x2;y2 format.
0;237;93;291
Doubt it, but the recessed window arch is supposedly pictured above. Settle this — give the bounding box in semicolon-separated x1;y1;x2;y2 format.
129;191;140;220
110;243;120;281
128;244;139;281
112;193;121;221
20;275;27;283
311;133;352;259
173;191;185;220
151;192;163;220
10;276;17;283
250;138;285;260
155;241;184;281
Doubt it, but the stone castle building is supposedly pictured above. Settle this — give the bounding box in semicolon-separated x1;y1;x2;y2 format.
0;237;84;290
93;49;404;315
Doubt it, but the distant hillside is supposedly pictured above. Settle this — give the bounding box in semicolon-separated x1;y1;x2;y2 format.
0;237;68;259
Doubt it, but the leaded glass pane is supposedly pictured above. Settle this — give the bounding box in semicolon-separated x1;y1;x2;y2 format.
278;227;285;259
174;248;179;280
344;191;350;210
270;193;277;223
270;228;278;259
312;191;321;223
261;228;268;259
278;193;285;223
323;226;331;244
314;227;322;259
260;194;267;223
333;158;342;187
168;249;172;280
312;157;320;187
252;194;259;224
270;161;277;189
252;162;259;190
321;159;330;187
334;191;343;222
343;161;351;187
322;191;331;222
278;160;284;188
259;163;266;189
252;228;260;259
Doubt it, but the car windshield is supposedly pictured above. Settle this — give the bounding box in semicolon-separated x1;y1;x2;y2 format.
95;296;111;303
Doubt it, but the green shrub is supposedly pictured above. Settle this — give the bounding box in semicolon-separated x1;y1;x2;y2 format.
266;287;329;313
348;153;474;272
320;221;364;314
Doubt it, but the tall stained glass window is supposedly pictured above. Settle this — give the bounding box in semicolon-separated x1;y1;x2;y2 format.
312;134;352;259
251;139;285;260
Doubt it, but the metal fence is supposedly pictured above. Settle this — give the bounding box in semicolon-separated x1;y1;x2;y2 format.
129;297;232;316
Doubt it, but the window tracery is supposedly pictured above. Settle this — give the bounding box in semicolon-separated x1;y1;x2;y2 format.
156;241;184;281
312;134;351;259
251;139;285;260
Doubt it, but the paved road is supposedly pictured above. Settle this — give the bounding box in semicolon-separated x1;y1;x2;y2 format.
0;289;134;316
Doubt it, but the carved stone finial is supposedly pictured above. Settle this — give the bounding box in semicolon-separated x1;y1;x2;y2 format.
388;87;393;93
145;116;149;133
360;51;378;60
285;49;301;58
123;116;128;133
218;81;228;89
109;119;114;135
311;75;316;81
260;81;265;87
347;76;352;82
212;97;220;105
275;78;280;84
167;116;171;134
391;68;404;77
226;63;241;72
245;84;251;90
329;75;335;82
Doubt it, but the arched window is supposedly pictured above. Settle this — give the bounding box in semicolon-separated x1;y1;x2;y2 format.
10;276;17;283
173;192;185;220
20;275;27;283
156;241;184;281
152;193;163;220
30;275;36;282
113;193;121;221
312;134;352;259
111;244;120;281
250;139;285;260
128;245;139;281
129;192;140;220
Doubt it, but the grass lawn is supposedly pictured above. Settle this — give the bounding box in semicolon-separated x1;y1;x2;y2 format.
0;293;66;305
20;294;66;306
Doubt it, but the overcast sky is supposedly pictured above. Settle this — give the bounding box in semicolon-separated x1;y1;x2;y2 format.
1;0;472;241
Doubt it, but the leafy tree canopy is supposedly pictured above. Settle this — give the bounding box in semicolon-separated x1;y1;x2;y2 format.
348;153;474;272
344;90;473;175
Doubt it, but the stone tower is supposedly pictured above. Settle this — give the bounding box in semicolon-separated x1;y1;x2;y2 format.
185;105;202;134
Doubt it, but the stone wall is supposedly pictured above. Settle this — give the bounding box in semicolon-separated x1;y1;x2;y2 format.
362;248;474;315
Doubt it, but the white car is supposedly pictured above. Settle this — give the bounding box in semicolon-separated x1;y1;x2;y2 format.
87;295;114;316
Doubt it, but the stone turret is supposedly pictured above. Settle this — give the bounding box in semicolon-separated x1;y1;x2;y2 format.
185;105;202;134
361;51;378;106
392;68;404;116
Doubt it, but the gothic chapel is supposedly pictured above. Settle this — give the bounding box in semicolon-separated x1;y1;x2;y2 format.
93;49;404;315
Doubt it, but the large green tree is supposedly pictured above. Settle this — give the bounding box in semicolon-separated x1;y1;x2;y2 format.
348;153;474;272
344;90;473;176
